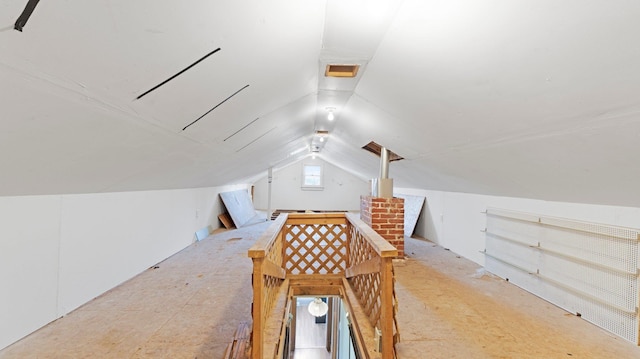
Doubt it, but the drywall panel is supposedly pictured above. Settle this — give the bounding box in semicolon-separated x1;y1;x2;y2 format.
397;187;640;266
57;187;219;314
252;158;369;211
413;189;444;245
394;193;425;237
197;184;248;231
0;196;61;350
0;184;249;351
219;189;263;228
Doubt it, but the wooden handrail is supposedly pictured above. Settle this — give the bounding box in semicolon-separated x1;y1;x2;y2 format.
286;212;348;224
346;212;398;258
248;213;287;259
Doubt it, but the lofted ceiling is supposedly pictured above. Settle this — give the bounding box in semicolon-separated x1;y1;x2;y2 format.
2;0;640;207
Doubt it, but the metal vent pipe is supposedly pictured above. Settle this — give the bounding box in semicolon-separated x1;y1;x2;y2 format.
373;146;393;198
380;146;390;179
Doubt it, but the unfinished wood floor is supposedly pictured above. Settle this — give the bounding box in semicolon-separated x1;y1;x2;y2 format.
395;240;640;359
1;222;640;358
0;222;269;359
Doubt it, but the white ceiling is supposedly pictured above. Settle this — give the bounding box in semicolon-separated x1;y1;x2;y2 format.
2;0;640;207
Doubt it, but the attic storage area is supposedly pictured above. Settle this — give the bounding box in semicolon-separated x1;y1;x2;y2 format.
3;0;640;358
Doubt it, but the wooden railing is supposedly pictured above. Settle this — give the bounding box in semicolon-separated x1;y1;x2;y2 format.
248;212;399;358
345;213;400;354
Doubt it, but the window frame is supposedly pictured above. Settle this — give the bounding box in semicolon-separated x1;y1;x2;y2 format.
301;163;324;190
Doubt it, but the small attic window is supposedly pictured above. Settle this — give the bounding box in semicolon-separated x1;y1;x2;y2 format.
325;64;359;78
362;141;404;161
302;163;324;190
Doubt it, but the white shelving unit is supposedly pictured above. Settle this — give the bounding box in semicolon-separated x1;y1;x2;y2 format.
484;208;640;344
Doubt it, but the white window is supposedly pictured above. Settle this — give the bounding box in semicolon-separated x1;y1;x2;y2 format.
302;163;323;190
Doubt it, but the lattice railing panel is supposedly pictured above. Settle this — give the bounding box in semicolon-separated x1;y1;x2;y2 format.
262;275;283;322
250;213;399;358
348;223;377;265
351;273;382;327
347;223;383;329
266;232;284;267
260;232;285;325
283;223;347;275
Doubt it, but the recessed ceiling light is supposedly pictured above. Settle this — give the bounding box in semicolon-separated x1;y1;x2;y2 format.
325;64;359;78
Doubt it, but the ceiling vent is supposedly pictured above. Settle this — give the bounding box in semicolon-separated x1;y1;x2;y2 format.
325;64;359;78
362;141;404;161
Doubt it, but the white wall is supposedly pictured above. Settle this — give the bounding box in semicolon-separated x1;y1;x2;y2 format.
252;158;369;212
0;184;247;350
396;188;640;266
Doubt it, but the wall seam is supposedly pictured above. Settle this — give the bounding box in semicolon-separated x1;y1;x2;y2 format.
55;195;63;317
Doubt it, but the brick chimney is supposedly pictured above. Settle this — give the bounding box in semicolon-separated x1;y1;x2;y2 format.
360;195;405;258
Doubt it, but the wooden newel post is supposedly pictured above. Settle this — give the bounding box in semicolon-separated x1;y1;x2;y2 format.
251;256;264;359
380;257;394;359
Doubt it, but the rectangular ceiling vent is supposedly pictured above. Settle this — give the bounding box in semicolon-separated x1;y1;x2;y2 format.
362;141;404;162
325;64;359;78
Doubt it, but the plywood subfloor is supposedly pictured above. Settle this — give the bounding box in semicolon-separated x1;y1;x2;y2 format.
396;238;640;359
0;222;270;359
1;224;640;358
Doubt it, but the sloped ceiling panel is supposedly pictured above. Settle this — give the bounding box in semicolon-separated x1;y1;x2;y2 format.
0;64;196;195
338;0;640;206
2;0;640;208
131;2;324;141
0;0;325;196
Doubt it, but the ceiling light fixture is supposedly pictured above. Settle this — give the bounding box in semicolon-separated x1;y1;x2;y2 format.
307;297;328;317
326;108;335;121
